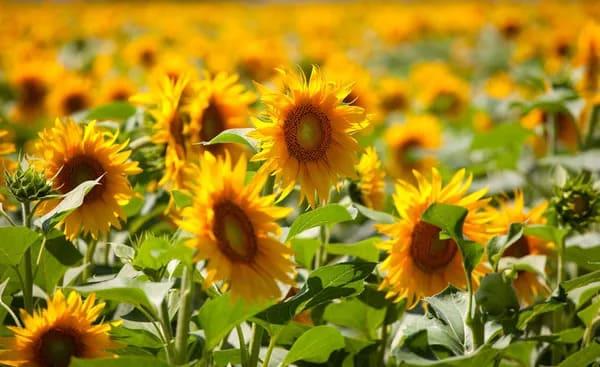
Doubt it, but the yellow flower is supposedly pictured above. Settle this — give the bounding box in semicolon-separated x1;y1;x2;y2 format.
490;192;550;306
0;290;118;367
179;152;295;301
384;114;442;180
8;60;56;122
378;77;410;114
354;147;385;211
252;67;368;207
98;77;137;104
520;108;580;154
485;72;517;99
575;21;600;97
124;36;160;70
47;75;93;117
34;119;141;239
377;168;491;307
411;62;470;117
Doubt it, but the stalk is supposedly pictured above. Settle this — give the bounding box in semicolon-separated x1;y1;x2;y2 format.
174;264;194;365
248;323;264;367
21;202;34;313
81;238;98;282
236;324;249;367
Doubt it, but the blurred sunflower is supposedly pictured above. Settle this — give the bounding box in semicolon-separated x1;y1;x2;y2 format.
8;61;56;122
490;192;550;306
179;152;295;301
47;76;93;117
0;291;118;367
34;119;141;239
377;168;491;307
98;77;137;104
124;36;160;70
574;21;600;97
0;130;16;208
521;108;580;154
353;147;385;211
252;67;369;207
411;62;470;117
384;114;442;180
378;77;410;115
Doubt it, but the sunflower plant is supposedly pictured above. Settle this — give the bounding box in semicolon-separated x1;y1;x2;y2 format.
0;2;599;367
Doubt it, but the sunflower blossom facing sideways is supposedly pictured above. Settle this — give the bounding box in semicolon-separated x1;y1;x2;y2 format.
353;147;385;211
179;152;295;301
491;192;550;306
34;119;141;240
252;67;369;207
377;168;491;307
0;290;118;367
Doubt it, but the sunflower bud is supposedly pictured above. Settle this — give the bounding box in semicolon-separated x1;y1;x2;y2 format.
551;172;600;232
4;166;53;203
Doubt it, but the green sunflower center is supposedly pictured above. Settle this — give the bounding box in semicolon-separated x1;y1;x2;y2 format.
284;104;331;162
213;200;258;263
59;154;106;202
410;221;458;272
36;328;82;367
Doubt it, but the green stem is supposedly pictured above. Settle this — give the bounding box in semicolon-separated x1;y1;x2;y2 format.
583;315;600;347
585;105;600;149
262;330;281;367
21;202;34;313
237;324;249;367
552;235;567;364
174;265;194;365
379;323;388;367
81;239;98;282
547;112;557;156
159;299;175;365
464;273;483;349
248;323;264;367
314;224;330;269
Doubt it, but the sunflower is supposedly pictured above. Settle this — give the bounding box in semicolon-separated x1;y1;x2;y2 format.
0;290;118;367
378;77;410;115
8;61;56;121
34;119;141;239
377;168;491;307
490;192;550;306
124;36;160;70
384;114;442;180
47;76;93;117
574;21;600;97
98;77;137;104
353;147;385;211
251;67;369;207
179;152;295;301
521;108;580;154
410;62;470;117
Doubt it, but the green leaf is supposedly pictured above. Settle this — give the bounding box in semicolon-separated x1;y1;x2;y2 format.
526;327;584;344
291;238;320;268
171;190;192;209
73;277;173;317
524;224;569;246
557;342;600;367
44;230;82;266
486;223;524;270
0;227;41;266
517;300;565;330
476;273;519;319
421;203;484;273
541;150;600;171
197;293;271;350
566;233;600;271
213;349;242;367
286;204;356;241
85;101;137;120
132;235;193;271
498;255;546;276
35;177;102;232
323;298;386;340
394;345;499;366
70;356;169;367
198;128;258;152
471;122;531;150
561;270;600;292
327;237;381;262
568;281;600;309
424;286;468;351
283;325;345;365
258;262;375;324
577;298;600;326
354;204;397;224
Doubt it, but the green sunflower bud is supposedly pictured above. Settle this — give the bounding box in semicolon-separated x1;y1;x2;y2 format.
551;172;600;232
4;166;53;203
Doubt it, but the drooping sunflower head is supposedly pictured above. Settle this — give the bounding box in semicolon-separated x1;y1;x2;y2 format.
489;191;550;306
252;67;369;207
34;119;141;239
47;75;93;117
351;147;385;211
376;168;491;307
179;151;295;301
0;290;118;367
384;114;442;180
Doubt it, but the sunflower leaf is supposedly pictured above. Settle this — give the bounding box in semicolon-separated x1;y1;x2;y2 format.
487;222;524;271
198;128;258;152
0;226;41;266
70;356;170;367
286;204;356;241
282;325;345;365
85;101;136;121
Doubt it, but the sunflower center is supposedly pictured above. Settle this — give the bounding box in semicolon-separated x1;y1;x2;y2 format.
396;139;421;165
213;200;258;263
63;93;88;115
585;43;599;93
140;49;156;68
504;236;530;258
19;77;47;109
430;92;459;114
169;111;187;154
381;93;406;112
36;328;82;367
200;100;225;142
284;104;331;162
110;89;130;102
410;221;458;272
58;155;106;202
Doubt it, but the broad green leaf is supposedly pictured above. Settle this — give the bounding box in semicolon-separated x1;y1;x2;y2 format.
73;277;173;317
393;345;499;367
498;255;546;276
557;342;600;367
283;325;345;365
561;270;600;292
197;293;271;350
327;237;381;262
291;238;320;268
526;327;584;344
171;190;192;209
486;223;524;270
44;230;82;266
110;325;163;349
517;300;565;330
198;128;258;152
577;298;600;326
132;235;193;271
286;204;356;241
424;286;468;351
568;281;600;309
471;122;531;150
354;204;397;224
323;298;385;339
36;177;102;232
214;349;242;367
0;227;41;266
70;356;169;367
476;273;519;319
524;224;569;246
566;233;600;271
258;262;375;324
85;101;136;120
541;150;600;171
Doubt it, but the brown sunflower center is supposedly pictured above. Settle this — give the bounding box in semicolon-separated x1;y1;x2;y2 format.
19;77;47;109
58;155;106;202
584;43;599;94
213;200;258;263
109;89;131;102
36;328;83;367
410;221;458;272
140;49;156;68
200;100;225;142
169;111;187;154
396;139;421;165
430;92;460;115
503;236;530;258
381;93;407;112
62;93;88;115
283;104;331;162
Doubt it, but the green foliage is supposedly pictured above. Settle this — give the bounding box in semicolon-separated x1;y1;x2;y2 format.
85;102;137;120
282;325;345;365
286;204;357;241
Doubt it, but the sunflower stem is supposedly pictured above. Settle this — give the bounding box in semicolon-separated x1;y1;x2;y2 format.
552;233;567;363
314;224;330;269
248;323;264;367
21;201;34;313
175;264;194;365
81;238;98;283
159;299;176;365
236;324;249;367
262;329;281;367
464;272;483;350
378;323;388;367
585;104;600;149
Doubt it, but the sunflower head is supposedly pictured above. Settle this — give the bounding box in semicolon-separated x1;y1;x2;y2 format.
5;165;53;203
376;168;491;307
351;147;385;211
575;20;600;97
47;76;93;117
551;172;600;232
252;66;369;207
0;290;118;367
34;119;141;239
179;151;295;301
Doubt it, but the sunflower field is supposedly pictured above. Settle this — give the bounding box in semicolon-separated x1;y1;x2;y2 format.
1;1;600;367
